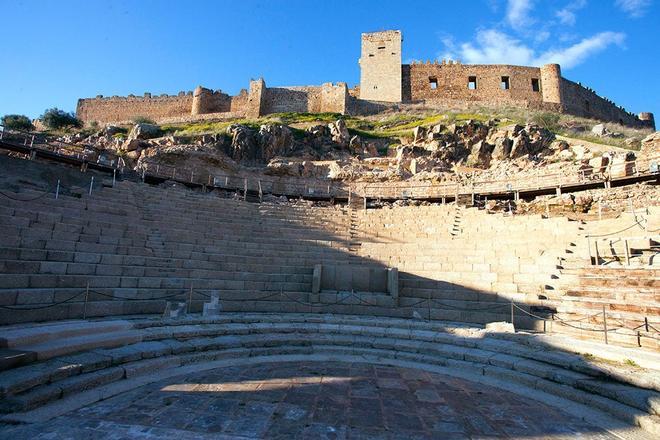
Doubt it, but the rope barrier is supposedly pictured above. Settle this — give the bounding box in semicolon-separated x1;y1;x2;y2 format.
0;291;85;310
3;283;658;344
510;303;660;340
0;185;56;202
587;219;648;239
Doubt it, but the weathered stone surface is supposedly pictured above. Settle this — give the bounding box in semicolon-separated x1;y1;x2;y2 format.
591;124;609;137
640;132;660;157
328;119;350;146
467;140;494;168
127;123;162;141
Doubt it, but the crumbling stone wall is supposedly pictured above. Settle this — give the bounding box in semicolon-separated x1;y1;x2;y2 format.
561;79;650;128
261;82;348;116
76;93;193;124
191;87;232;115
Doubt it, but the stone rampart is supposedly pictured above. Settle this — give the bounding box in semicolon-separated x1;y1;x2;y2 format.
263;83;348;115
76;93;194;125
561;79;649;127
75;30;653;129
403;62;545;107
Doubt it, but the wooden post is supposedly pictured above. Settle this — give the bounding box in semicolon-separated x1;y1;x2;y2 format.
624;239;630;266
83;282;90;319
603;304;608;345
427;290;431;321
594;241;600;265
188;284;193;314
510;301;515;327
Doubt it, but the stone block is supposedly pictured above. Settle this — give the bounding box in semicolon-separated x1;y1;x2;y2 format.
312;264;322;294
387;268;399;300
123;357;181;378
335;266;352;292
352;266;370;292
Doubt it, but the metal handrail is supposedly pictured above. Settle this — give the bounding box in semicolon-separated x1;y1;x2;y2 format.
2;124;659;201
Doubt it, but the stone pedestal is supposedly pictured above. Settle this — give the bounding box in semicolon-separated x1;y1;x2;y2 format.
203;292;222;317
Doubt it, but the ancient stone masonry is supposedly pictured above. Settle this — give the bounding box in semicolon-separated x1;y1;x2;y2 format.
76;92;194;125
76;29;654;129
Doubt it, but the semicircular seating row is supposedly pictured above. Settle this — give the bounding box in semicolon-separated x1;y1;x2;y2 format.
0;180;657;349
0;313;659;435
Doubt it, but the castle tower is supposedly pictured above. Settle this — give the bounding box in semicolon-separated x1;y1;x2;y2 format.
191;86;212;115
638;112;656;129
359;30;402;103
540;64;563;108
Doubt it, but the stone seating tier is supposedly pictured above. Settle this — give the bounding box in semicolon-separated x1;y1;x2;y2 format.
0;314;658;436
0;181;657;349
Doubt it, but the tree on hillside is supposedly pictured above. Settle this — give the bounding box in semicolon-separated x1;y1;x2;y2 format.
1;114;34;131
40;108;82;130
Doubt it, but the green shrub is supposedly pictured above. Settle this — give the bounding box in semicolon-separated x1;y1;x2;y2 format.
531;112;560;131
40;108;81;129
132;116;156;125
1;114;34;131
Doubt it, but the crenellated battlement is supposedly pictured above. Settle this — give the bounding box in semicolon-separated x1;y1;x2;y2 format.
75;29;654;129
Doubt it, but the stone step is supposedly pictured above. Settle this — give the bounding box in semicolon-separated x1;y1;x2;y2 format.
0;319;133;348
13;330;143;361
0;349;36;372
0;320;658;433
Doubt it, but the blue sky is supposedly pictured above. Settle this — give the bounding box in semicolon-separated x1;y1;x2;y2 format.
1;0;658;120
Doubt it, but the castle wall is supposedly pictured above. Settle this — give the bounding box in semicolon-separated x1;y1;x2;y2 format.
230;89;249;114
191;87;232;115
262;83;348;115
560;79;648;127
77;93;193;124
403;63;545;108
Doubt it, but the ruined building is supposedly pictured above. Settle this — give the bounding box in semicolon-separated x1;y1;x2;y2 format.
77;30;655;129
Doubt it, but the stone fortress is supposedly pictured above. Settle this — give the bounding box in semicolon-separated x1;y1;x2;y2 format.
77;30;655;129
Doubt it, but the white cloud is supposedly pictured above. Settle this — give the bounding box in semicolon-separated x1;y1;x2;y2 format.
537;32;626;68
615;0;652;17
445;29;625;70
556;0;587;26
506;0;535;27
556;9;577;25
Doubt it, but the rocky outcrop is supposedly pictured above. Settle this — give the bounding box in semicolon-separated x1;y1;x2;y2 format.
225;124;293;164
404;121;555;169
257;124;293;161
640;132;660;157
127;123;162;141
467;140;494;168
328;119;350;146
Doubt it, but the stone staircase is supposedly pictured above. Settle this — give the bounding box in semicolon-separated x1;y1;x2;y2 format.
0;313;658;436
537;210;660;349
449;203;463;237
